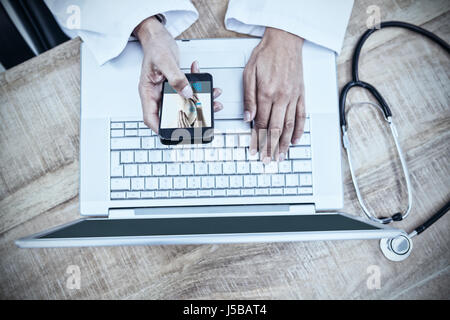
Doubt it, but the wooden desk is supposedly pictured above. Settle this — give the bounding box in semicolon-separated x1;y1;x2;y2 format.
1;0;449;299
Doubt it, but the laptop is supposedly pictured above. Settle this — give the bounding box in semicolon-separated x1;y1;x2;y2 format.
16;38;403;248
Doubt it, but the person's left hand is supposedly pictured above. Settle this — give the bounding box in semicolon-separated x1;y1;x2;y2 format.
243;27;306;163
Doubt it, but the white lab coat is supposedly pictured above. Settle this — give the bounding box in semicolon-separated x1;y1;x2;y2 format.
45;0;354;65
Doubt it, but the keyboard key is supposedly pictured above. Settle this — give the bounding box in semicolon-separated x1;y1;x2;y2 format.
209;162;222;175
285;174;299;187
255;188;269;195
111;130;124;137
264;162;278;174
215;176;229;188
111;178;130;191
279;161;291;173
111;137;140;150
226;135;238;147
230;176;243;188
155;191;169;198
177;149;191;162
289;147;311;159
300;174;312;186
294;133;311;146
191;149;204;161
244;175;257;187
111;164;123;177
271;174;285;187
120;151;134;163
170;190;183;197
138;122;148;129
223;162;236;174
198;190;212;197
180;163;194;175
233;148;246;161
247;150;259;161
241;188;254;196
134;150;148;163
145;177;159;190
195;163;208;175
124;164;138;176
212;135;224;148
188;176;201;188
167;163;180;175
251;162;264;174
205;148;218;161
239;135;251;148
298;187;313;195
236;162;250;174
270;188;283;195
111;122;124;129
163;150;177;162
125;122;138;129
111;192;126;199
159;177;173;189
141;191;155;198
138;128;152;136
213;190;226;196
152;164;165;176
284;187;297;195
201;176;215;189
142;137;155;149
138;164;152;176
131;178;145;190
258;175;271;187
218;148;233;161
125;129;138;136
174;177;187;189
127;191;140;198
293;160;312;172
227;189;240;196
148;150;162;162
184;190;197;197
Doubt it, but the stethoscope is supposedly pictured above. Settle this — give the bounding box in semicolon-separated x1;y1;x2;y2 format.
339;21;450;261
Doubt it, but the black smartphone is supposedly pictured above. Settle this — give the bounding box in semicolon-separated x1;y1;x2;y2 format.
159;73;214;145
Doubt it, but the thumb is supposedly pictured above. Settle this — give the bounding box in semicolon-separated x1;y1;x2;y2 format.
158;57;193;99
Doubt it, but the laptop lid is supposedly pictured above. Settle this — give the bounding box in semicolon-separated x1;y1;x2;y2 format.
16;212;403;248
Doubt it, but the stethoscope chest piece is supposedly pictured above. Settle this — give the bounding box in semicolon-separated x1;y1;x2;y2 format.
380;235;413;262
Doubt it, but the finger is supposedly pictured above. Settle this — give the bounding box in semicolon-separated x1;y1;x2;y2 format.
191;60;200;73
278;100;297;161
213;101;223;112
139;81;162;133
250;127;258;156
213;88;222;99
266;102;288;161
252;93;272;163
243;64;257;122
158;57;193;99
291;95;306;144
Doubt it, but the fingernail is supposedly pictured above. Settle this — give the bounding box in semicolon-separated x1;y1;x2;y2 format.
181;85;193;99
294;138;301;145
263;157;271;165
244;111;251;122
250;149;257;156
279;153;285;161
193;60;199;71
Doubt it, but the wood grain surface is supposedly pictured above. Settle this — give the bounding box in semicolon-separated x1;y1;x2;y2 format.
0;0;449;299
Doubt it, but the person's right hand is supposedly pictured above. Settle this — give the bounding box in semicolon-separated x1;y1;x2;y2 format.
135;16;223;133
134;16;193;133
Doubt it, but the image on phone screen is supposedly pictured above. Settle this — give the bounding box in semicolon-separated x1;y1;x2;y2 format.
160;80;212;129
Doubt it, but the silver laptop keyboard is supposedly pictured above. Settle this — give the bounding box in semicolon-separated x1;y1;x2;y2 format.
109;117;313;200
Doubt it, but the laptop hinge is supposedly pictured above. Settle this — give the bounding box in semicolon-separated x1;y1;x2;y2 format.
108;204;316;219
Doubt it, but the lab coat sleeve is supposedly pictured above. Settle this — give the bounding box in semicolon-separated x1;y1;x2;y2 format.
224;0;354;54
44;0;198;65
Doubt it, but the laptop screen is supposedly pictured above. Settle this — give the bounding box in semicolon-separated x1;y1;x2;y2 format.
39;215;380;239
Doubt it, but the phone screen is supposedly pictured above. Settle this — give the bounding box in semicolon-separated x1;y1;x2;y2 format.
160;80;212;129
